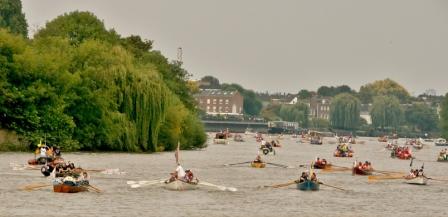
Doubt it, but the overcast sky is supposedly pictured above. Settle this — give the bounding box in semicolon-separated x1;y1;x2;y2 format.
22;0;448;95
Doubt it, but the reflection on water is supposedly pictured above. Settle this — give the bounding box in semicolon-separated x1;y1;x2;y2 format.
1;136;447;217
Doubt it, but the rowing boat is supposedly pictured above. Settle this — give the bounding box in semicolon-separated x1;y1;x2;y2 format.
53;183;88;193
313;163;331;170
297;180;320;191
251;162;266;168
164;180;198;191
404;176;428;185
352;167;373;176
213;138;229;144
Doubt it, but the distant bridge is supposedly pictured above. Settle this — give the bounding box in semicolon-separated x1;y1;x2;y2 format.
201;120;268;133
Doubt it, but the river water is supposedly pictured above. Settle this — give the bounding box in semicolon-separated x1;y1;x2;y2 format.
1;135;447;217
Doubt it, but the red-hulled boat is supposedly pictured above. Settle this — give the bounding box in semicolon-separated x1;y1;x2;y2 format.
53;183;88;193
352;166;373;175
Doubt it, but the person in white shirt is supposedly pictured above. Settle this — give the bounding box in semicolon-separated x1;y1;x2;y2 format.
40;147;47;157
175;163;186;180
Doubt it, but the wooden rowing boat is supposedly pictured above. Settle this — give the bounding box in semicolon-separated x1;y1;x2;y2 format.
404;176;428;185
53;183;88;193
352;167;373;176
297;180;320;191
164;180;198;191
313;163;331;170
251;162;266;168
333;151;353;158
213;138;229;144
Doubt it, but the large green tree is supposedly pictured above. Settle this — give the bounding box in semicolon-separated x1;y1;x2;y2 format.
329;93;361;130
370;96;403;130
439;94;448;138
0;0;28;37
405;103;438;132
0;11;206;151
359;79;410;104
278;102;310;127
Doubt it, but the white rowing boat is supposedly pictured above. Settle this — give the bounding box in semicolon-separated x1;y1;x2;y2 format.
164;180;198;191
405;176;428;185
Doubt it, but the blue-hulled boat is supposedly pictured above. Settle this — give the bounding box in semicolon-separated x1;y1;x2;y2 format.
297;180;320;191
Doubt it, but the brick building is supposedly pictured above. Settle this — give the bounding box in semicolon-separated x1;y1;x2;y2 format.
309;97;331;120
195;89;244;115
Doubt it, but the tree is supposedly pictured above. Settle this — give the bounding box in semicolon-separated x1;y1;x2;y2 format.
329;93;361;130
34;11;120;45
359;79;410;104
297;89;311;100
278;103;310;127
440;94;448;138
370;96;403;130
405;103;438;132
0;0;28;37
310;118;330;130
199;76;220;89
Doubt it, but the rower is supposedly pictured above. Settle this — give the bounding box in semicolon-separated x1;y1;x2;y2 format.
299;172;308;183
254;155;263;163
310;172;317;181
175;163;186;180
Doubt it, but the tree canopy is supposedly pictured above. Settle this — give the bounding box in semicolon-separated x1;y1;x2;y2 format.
0;11;206;151
329;93;360;130
405;103;438;132
370;96;403;130
317;85;354;97
0;0;27;37
359;79;410;104
440;94;448;138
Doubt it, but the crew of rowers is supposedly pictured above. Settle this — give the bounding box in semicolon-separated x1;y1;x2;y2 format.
29;141;62;165
297;171;318;183
407;167;424;179
439;149;448;161
167;163;198;184
315;157;328;166
52;162;90;186
392;146;412;158
354;161;373;171
253;154;264;163
335;143;353;157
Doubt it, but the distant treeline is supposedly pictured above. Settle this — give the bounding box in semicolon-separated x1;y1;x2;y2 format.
0;3;206;151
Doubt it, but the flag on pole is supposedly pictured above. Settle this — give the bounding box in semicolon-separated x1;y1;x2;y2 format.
175;142;180;165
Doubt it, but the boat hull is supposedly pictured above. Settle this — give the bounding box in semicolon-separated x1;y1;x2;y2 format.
333;151;353;158
314;163;331;170
213;139;229;144
352;167;373;175
405;176;428;185
164;180;198;191
53;184;88;193
251;162;266;168
297;180;320;191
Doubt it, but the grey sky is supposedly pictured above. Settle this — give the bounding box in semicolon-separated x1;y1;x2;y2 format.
22;0;448;95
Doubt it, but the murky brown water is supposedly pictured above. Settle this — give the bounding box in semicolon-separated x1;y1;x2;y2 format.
1;135;448;217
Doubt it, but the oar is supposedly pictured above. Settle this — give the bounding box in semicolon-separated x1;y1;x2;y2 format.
19;183;52;191
87;184;102;193
127;180;165;188
266;162;292;168
199;181;237;192
425;177;448;182
318;182;347;191
368;174;404;181
224;161;252;167
265;180;297;188
373;170;404;175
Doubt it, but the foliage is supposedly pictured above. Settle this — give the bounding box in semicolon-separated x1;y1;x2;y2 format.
404;103;438;132
0;11;206;152
317;85;353;97
309;118;330;130
359;79;410;104
370;96;403;130
199;76;220;89
297;89;311;100
329;93;361;130
439;94;448;138
261;103;309;127
0;0;28;37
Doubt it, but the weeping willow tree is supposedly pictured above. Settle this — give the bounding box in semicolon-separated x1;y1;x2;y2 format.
330;93;361;130
370;96;403;130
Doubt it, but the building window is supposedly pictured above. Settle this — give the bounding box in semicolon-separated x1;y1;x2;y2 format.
207;99;210;104
219;99;223;104
213;106;216;112
199;99;203;104
206;106;210;112
225;99;229;104
213;99;217;104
